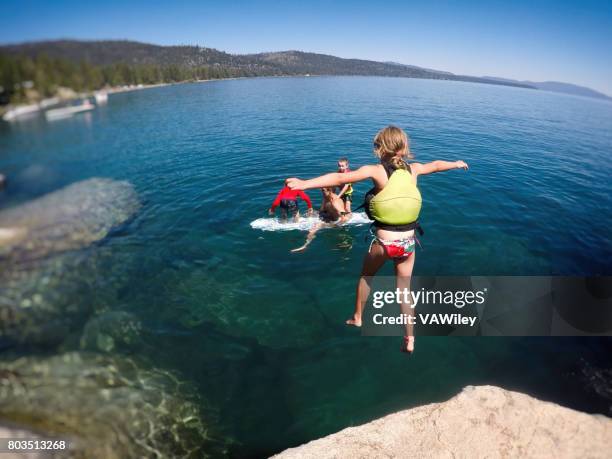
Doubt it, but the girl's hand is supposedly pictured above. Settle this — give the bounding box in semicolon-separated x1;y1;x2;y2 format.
455;160;469;170
286;178;305;190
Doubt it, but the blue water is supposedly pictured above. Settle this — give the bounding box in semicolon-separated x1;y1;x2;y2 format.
1;77;611;456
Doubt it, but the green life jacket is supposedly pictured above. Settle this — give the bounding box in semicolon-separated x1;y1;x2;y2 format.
363;162;423;232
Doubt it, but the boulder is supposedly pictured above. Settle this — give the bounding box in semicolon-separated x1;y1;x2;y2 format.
0;178;140;263
274;385;612;459
0;178;141;347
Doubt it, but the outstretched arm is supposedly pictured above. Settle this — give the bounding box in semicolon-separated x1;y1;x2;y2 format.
412;160;468;177
287;165;378;191
337;184;349;198
269;189;283;214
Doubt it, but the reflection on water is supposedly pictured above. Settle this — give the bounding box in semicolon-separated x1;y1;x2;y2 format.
1;77;611;457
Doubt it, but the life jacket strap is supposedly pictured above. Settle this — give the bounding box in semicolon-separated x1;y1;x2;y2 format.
373;220;424;235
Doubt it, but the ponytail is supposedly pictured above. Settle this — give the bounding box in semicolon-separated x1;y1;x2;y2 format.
373;126;413;170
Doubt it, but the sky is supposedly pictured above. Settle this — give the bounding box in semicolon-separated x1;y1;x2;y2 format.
4;0;612;95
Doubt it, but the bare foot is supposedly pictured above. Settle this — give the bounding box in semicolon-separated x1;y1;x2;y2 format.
401;336;415;354
290;245;306;253
345;315;362;327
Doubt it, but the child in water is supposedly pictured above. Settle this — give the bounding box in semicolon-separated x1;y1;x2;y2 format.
269;185;313;221
319;187;350;223
286;126;468;353
336;157;353;214
291;188;351;253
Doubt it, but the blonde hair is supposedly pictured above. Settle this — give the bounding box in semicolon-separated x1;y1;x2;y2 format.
373;125;413;170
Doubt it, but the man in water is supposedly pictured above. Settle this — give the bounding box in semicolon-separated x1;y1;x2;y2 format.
291;188;351;253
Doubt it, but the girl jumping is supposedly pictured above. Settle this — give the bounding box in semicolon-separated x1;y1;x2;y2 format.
286;126;468;353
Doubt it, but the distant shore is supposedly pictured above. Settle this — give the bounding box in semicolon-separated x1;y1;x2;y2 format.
0;82;173;121
0;76;285;121
0;75;317;122
3;72;610;123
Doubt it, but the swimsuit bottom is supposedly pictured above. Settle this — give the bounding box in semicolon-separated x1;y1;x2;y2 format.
370;235;416;259
280;199;298;212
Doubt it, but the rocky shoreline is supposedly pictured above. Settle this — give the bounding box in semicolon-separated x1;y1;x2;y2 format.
274;385;612;459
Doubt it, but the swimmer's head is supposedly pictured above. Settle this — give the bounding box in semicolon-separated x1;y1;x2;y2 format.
373;126;413;169
337;157;349;171
321;187;334;198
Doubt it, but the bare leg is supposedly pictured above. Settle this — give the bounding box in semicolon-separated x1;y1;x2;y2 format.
395;253;416;353
346;241;387;326
291;223;325;253
293;209;300;223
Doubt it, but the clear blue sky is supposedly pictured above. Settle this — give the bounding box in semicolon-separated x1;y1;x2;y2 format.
5;0;612;95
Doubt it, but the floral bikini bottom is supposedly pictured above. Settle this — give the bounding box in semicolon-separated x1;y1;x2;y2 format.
369;235;416;259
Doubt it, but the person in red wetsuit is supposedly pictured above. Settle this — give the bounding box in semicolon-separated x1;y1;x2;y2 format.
269;185;313;221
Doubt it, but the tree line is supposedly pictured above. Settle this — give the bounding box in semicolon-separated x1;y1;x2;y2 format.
0;53;282;105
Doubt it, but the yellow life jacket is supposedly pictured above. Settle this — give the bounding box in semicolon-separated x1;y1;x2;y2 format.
364;163;422;231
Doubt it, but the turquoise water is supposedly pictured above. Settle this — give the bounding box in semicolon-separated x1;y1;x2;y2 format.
1;77;612;456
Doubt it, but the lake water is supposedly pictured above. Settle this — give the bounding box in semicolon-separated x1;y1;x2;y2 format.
1;77;611;457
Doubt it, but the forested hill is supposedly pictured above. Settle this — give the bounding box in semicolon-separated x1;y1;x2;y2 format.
0;40;280;75
5;39;610;103
0;39;533;88
249;50;532;87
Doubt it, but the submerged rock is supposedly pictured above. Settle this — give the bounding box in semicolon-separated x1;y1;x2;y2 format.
0;251;99;347
274;385;612;459
80;311;143;353
0;178;140;263
0;248;140;348
168;268;328;348
0;352;225;458
0;179;140;347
